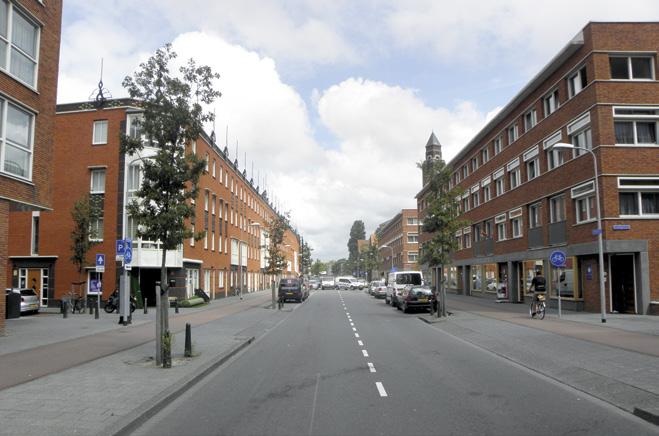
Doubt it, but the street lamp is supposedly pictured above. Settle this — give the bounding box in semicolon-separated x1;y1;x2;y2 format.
548;142;606;323
380;245;394;272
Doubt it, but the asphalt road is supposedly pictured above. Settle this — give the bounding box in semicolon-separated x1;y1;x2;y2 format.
132;290;658;436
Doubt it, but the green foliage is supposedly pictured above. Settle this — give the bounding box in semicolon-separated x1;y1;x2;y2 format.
120;44;220;264
362;242;380;281
310;259;325;276
418;159;467;267
299;239;313;275
347;220;365;261
70;195;102;275
265;213;289;276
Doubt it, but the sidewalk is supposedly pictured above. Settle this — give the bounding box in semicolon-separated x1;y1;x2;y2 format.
420;293;659;425
0;290;290;436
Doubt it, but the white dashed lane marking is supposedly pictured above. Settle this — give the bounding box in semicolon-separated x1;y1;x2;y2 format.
357;340;363;346
355;333;360;338
368;362;376;373
362;349;369;357
376;382;388;397
352;327;357;332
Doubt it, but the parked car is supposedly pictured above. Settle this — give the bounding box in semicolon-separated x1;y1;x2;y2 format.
385;271;423;307
308;279;320;290
320;276;335;290
6;288;40;314
397;285;434;313
372;282;387;299
336;277;355;290
354;278;366;290
278;278;307;303
369;280;383;295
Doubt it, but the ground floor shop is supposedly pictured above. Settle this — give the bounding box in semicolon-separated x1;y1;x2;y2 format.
444;239;654;315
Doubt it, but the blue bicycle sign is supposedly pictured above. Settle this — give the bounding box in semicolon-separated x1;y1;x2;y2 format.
549;250;567;268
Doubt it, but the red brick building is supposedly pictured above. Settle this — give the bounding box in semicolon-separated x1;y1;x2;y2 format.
376;209;419;277
7;99;300;306
1;0;62;332
418;22;659;315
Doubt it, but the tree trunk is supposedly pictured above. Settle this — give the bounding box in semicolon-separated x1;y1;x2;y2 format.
271;276;276;309
160;249;170;367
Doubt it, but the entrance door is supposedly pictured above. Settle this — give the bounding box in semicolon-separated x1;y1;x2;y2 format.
610;254;636;314
26;269;43;306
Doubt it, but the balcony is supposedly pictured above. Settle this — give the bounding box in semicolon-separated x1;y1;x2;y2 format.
548;221;567;245
132;240;183;268
473;238;494;257
528;227;544;249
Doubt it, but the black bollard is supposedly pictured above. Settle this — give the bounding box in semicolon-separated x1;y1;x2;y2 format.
184;323;192;358
95;303;99;319
62;301;68;318
144;298;148;314
175;299;179;314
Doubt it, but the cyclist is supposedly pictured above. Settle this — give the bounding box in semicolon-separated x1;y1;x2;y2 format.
528;270;546;317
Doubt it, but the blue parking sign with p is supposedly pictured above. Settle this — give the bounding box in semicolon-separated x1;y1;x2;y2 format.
116;240;125;256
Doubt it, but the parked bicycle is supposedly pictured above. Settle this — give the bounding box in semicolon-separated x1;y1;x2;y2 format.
64;289;86;314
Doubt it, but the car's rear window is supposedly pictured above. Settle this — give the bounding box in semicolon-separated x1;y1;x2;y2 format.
281;279;300;286
20;289;36;296
396;273;422;285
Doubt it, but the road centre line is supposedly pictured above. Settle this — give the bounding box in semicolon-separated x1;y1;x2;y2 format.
358;340;363;346
350;323;354;326
376;382;388;397
362;350;369;357
352;327;357;332
355;333;360;338
368;362;376;373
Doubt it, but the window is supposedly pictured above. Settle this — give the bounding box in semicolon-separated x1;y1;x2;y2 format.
471;157;478;172
511;217;522;238
491;137;502;156
481;146;490;164
494;168;505;196
464;232;471;249
406;217;418;226
614;121;657;145
508;158;521;190
407;233;418;243
205;153;209;172
90;168;105;193
483;184;491;202
212;159;216;178
575;195;596;223
544;130;563;171
90;216;104;241
484;220;492;239
92;120;108;144
471;191;479;208
462;165;468;179
543;89;559;117
524;109;537;131
507;124;518;144
31;213;38;255
496;222;506;241
523;145;539;181
618;177;659;216
568;66;588;97
408;252;418;262
609;56;654;80
550;195;565;223
529;203;542;228
1;99;34;179
0;3;39;87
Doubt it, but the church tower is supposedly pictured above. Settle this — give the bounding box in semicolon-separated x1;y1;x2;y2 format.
422;132;442;186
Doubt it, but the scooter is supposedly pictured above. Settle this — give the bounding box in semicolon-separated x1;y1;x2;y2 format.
104;290;137;314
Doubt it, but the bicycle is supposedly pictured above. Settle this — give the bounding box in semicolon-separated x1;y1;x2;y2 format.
64;289;86;314
278;295;285;310
529;292;546;319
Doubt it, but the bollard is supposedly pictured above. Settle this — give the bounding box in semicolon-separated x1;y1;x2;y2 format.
62;300;68;318
175;299;179;314
90;299;94;317
95;303;99;319
144;298;148;314
184;323;192;357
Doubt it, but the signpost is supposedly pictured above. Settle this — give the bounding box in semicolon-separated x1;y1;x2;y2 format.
550;250;566;318
116;239;133;325
94;254;105;317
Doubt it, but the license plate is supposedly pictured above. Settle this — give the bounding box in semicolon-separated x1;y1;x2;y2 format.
418;298;428;303
286;292;293;295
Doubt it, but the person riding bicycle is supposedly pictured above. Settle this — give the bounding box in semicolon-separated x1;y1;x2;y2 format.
528;270;546;306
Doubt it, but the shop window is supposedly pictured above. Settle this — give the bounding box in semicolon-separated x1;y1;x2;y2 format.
483;264;498;293
549;257;580;299
471;265;482;292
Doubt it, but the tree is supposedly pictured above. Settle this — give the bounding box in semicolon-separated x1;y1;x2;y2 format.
418;159;466;317
120;44;220;366
299;239;313;276
347;220;365;262
310;259;325;276
362;242;380;282
265;213;289;308
70;195;102;292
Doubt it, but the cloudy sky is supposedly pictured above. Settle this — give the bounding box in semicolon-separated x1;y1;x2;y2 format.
58;1;659;261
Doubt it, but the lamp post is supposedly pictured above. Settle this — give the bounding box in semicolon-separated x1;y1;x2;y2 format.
380;245;394;273
548;142;606;323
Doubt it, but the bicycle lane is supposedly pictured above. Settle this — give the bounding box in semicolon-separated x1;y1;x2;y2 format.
0;293;271;390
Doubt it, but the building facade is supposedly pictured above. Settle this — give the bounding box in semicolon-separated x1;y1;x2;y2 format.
418;22;659;315
7;99;300;306
376;209;419;277
1;0;62;332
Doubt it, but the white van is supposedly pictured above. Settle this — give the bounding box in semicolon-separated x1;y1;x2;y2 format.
385;271;423;307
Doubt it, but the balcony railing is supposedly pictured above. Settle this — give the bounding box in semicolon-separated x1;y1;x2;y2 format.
473;238;494;257
548;221;567;245
528;227;544;248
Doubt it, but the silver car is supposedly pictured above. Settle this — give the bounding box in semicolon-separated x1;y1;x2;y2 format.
6;288;40;314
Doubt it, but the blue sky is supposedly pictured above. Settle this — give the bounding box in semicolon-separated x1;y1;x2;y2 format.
58;1;659;260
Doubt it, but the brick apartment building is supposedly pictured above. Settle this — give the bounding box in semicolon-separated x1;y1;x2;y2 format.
418;22;659;315
376;209;419;277
7;98;300;306
0;0;62;332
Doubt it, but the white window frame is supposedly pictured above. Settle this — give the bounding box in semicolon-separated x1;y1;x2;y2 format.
0;3;41;89
493;136;503;155
568;66;588;98
617;177;659;217
529;202;542;229
550;195;566;223
407;233;418;243
508;159;520;190
481;146;490;163
0;98;35;180
92;120;108;145
544;130;564;170
507;123;518;144
483;184;491;203
572;181;596;224
524;108;537;131
609;55;655;81
543;89;560;117
496;221;506;241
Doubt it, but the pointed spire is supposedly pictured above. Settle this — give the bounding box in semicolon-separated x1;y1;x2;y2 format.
426;131;441;147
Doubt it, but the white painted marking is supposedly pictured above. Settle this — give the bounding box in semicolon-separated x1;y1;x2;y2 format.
368;362;376;373
352;327;357;332
357;340;363;346
309;374;321;434
346;313;350;315
354;333;360;338
362;349;369;357
350;322;354;326
376;382;388;397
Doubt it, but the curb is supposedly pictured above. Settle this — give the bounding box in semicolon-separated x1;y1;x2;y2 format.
98;336;255;436
633;407;659;426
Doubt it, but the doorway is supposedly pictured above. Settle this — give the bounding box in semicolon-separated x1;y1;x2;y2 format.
23;268;48;308
610;254;636;314
140;269;160;307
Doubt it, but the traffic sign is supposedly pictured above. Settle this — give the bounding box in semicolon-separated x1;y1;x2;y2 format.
116;239;125;261
592;228;603;236
549;250;566;268
95;254;106;273
124;239;133;265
